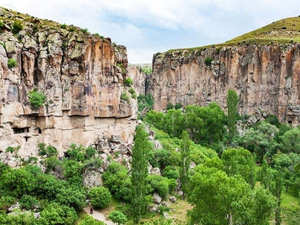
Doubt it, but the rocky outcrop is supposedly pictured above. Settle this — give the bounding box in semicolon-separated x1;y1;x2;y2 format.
149;44;300;124
0;7;137;155
128;65;147;95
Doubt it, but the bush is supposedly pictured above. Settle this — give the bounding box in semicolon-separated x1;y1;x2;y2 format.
120;92;130;103
60;24;67;29
129;87;136;95
174;102;182;109
108;211;127;225
38;143;58;157
89;187;111;209
19;195;39;210
39;202;78;225
124;78;133;87
137;93;154;112
68;27;76;32
147;175;169;199
7;58;17;68
102;162;132;202
28;89;46;109
82;28;89;33
204;57;213;66
12;21;23;34
163;166;180;180
166;102;174;110
78;215;105;225
0;21;4;30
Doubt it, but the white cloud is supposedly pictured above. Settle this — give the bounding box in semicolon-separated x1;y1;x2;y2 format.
1;0;300;63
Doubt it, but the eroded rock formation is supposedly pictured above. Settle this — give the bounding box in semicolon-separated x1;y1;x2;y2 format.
149;44;300;124
0;7;136;155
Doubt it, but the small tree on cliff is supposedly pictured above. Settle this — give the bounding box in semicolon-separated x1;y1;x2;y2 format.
227;89;239;142
131;125;152;224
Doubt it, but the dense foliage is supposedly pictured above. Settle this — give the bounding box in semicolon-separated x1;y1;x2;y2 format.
0;144;103;224
28;89;47;109
1;88;300;224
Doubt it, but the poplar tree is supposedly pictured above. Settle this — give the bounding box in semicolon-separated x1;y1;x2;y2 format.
227;89;239;141
131;125;152;224
180;130;191;198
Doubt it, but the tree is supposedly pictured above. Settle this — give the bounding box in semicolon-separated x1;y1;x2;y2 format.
179;130;191;197
78;215;105;225
39;202;78;225
280;127;300;153
227;89;239;141
89;187;111;209
187;163;276;225
221;148;256;187
131;125;152;223
241;122;278;162
102;162;132;202
28;89;46;109
108;211;127;225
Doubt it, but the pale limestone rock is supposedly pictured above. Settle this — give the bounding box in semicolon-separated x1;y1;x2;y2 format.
149;44;300;125
169;196;177;203
153;193;162;204
0;7;137;156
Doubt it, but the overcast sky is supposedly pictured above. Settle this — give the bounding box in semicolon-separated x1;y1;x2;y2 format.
0;0;299;63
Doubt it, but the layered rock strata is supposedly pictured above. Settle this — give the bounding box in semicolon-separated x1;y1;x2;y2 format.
0;7;136;155
149;44;300;124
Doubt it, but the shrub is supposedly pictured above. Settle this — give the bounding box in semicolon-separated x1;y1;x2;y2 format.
78;215;105;225
163;166;180;179
174;102;182;109
12;21;23;34
128;87;136;95
82;28;89;33
28;89;46;109
166;102;174;110
137;93;154;112
39;202;78;225
0;20;4;30
117;63;126;75
60;24;67;29
147;175;169;199
19;195;39;210
102;162;132;202
132;93;137;99
5;146;19;154
68;27;75;32
89;187;112;209
120;92;130;103
204;57;213;66
124;78;133;87
7;58;17;68
108;211;127;225
38;143;58;157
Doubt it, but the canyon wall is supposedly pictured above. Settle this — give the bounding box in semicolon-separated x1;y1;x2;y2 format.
149;44;300;124
0;7;136;155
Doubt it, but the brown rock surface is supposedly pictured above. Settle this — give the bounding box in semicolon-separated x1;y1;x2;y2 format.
0;7;136;155
149;44;300;124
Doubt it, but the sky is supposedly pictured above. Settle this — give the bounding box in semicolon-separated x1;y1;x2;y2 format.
0;0;299;63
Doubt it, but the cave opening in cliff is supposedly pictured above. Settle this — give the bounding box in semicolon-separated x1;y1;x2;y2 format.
13;127;29;134
288;120;293;124
37;128;42;134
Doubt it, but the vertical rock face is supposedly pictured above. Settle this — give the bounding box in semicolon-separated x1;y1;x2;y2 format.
0;7;136;155
149;44;300;124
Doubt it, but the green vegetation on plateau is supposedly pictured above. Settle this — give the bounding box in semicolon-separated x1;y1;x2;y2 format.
165;17;300;54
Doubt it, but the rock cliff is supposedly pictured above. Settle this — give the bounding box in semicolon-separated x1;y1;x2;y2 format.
0;7;136;155
149;20;300;125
